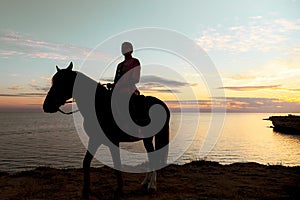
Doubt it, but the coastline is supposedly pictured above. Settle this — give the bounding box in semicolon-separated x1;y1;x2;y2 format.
1;160;299;200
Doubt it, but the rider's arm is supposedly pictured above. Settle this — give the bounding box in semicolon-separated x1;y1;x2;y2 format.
130;59;141;85
114;63;123;83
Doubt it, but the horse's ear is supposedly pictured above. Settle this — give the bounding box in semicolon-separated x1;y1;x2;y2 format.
67;62;73;71
56;66;61;72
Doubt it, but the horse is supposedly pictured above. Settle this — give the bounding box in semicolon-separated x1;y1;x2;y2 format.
43;62;170;199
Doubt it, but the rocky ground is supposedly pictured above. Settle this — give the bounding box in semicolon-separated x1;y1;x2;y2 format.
1;161;300;200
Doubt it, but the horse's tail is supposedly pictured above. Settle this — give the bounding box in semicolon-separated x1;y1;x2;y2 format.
144;96;170;168
155;122;169;166
154;100;170;167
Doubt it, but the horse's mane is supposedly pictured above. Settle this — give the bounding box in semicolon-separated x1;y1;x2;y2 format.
75;71;107;91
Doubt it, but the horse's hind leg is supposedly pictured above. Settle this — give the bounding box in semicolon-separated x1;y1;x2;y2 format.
141;138;153;188
142;137;157;193
144;124;170;193
155;124;169;166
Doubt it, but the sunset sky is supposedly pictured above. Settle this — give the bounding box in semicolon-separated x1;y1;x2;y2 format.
1;0;300;112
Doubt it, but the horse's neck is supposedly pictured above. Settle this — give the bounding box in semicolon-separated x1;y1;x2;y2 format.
73;72;99;118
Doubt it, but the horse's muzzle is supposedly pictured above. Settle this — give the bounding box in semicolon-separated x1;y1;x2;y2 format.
43;106;58;113
43;95;59;113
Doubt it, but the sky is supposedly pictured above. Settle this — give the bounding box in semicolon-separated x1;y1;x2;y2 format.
0;0;300;112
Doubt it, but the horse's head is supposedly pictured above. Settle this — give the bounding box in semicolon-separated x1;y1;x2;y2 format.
43;62;77;113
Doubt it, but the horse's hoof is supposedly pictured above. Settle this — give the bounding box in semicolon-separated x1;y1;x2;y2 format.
148;187;157;194
82;189;90;199
141;183;148;189
113;189;123;200
82;193;89;199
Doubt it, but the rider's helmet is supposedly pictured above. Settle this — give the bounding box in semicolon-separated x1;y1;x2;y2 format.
121;42;133;55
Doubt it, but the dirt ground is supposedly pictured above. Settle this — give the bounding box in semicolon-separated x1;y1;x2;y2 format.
1;161;300;200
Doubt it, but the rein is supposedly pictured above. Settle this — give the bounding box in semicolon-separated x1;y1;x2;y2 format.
58;100;79;115
58;108;79;115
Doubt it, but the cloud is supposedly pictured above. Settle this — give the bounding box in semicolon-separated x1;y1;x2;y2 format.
274;19;300;32
0;92;45;97
29;84;50;92
197;17;300;52
220;84;300;93
100;75;193;93
219;55;300;102
0;31;111;61
249;16;262;20
219;85;281;91
7;84;23;90
139;75;194;93
29;78;51;92
166;97;300;112
139;87;181;93
140;75;191;87
4;77;51;97
289;88;300;92
197;17;300;103
224;97;300;112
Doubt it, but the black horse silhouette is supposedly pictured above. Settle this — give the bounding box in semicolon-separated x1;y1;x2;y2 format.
43;62;170;199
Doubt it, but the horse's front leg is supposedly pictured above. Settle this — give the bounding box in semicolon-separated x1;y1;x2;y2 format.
82;150;93;198
82;141;101;198
109;144;124;199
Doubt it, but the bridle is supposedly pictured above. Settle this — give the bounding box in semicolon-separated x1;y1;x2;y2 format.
58;100;79;115
47;87;79;115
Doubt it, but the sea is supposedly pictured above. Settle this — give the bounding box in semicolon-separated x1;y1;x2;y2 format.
1;111;300;173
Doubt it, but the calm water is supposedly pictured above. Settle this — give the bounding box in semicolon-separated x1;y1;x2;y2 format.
0;112;300;172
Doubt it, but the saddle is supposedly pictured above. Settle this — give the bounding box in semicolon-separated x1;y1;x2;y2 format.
103;84;150;127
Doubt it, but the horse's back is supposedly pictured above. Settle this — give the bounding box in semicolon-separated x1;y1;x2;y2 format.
144;95;170;118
